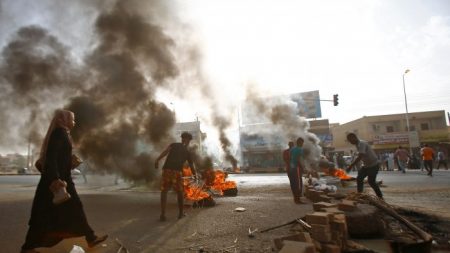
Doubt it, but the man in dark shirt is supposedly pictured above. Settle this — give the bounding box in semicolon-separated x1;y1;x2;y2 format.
290;137;305;204
283;141;299;203
155;132;196;221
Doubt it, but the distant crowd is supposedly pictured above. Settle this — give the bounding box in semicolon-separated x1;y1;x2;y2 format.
329;144;448;173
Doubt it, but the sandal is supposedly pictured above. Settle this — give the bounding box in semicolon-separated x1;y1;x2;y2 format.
87;234;108;248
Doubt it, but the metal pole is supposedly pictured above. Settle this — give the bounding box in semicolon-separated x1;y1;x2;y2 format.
402;70;413;155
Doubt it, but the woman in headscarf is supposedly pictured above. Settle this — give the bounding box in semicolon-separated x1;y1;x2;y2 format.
21;109;107;253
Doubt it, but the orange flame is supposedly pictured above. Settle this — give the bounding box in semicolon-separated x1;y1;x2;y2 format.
325;168;352;180
202;169;237;195
182;166;210;201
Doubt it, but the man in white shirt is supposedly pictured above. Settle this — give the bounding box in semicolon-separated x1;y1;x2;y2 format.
346;133;383;199
394;146;410;173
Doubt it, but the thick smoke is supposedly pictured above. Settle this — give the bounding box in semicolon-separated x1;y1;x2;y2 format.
244;88;323;168
213;116;238;168
66;0;178;181
0;0;180;181
0;25;83;150
0;0;239;178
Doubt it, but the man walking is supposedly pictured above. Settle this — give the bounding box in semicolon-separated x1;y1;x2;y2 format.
155;132;196;221
289;137;305;204
437;149;448;170
394;146;410;173
346;133;383;199
420;144;435;176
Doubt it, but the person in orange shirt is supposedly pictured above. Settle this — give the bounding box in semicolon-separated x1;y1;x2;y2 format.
420;144;435;176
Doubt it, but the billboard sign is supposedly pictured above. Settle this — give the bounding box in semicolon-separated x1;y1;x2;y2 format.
241;90;322;125
373;133;409;145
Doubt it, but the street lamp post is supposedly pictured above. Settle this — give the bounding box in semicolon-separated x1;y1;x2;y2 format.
402;69;413;155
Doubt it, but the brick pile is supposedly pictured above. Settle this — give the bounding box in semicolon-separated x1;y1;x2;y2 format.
272;198;381;252
305;186;332;203
305;208;349;253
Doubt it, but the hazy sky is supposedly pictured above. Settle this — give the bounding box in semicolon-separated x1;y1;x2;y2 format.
1;0;449;150
177;0;450;124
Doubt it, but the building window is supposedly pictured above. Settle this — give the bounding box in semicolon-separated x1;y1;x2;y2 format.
421;123;429;130
372;124;380;132
386;126;394;133
409;125;415;131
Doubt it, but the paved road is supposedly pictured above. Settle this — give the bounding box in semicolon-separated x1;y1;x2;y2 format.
1;170;449;253
3;169;449;188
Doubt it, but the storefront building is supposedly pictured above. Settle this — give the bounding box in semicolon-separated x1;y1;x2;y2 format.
331;110;450;156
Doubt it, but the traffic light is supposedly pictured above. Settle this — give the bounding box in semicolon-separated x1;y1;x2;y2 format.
333;94;339;106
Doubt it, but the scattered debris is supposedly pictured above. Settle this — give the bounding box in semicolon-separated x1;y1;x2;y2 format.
248;228;258;238
115;238;130;253
69;245;85;253
234;207;246;212
261;218;311;233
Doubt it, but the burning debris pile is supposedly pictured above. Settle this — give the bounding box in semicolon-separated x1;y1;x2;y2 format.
202;169;238;197
182;166;215;208
181;165;238;208
324;168;353;180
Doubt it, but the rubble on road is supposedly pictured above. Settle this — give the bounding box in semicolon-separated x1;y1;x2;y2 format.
261;173;446;253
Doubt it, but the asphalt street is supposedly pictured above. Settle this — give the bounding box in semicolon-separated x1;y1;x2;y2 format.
1;170;449;253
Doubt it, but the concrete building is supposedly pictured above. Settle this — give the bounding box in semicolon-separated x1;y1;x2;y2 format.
309;119;333;149
239;119;332;172
331;110;449;154
174;121;206;154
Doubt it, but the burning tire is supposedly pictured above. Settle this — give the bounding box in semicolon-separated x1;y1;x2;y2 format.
193;197;216;208
223;188;238;197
